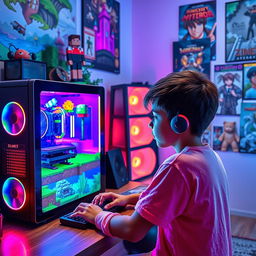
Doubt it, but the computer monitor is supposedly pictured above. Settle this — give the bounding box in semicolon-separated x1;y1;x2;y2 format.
0;80;105;223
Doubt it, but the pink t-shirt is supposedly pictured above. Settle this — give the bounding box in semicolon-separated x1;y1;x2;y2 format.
135;145;232;256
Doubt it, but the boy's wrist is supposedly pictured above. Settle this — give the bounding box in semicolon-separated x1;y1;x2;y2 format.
95;211;120;237
126;193;140;205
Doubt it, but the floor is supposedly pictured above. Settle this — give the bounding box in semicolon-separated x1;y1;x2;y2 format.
231;214;256;240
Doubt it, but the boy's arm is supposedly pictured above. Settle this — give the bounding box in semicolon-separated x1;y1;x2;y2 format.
106;211;154;242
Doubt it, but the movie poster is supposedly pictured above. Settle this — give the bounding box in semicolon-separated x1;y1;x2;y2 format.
0;0;77;68
82;0;120;73
243;63;256;99
213;118;240;152
214;64;243;115
226;1;256;62
173;39;211;77
240;102;256;153
179;1;216;60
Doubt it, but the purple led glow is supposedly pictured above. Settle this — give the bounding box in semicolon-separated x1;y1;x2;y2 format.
1;102;26;136
2;177;26;211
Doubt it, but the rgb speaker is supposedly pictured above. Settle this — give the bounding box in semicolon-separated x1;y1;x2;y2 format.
110;83;158;181
106;148;129;189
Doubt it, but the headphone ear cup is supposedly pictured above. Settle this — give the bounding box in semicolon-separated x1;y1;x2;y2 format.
170;114;189;134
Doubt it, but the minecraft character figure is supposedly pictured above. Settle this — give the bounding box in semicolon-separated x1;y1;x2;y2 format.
66;35;86;82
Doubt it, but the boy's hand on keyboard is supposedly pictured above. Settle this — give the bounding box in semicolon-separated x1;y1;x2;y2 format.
70;203;103;224
92;192;129;210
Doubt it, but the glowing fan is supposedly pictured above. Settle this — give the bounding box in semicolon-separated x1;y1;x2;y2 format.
1;102;26;136
40;109;49;138
2;177;26;210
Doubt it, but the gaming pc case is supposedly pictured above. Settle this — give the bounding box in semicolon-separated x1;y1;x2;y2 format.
0;80;105;223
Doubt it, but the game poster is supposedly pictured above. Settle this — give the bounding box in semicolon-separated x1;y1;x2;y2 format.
226;1;256;62
243;63;256;100
214;64;243;115
82;0;120;73
0;0;77;68
239;102;256;153
179;1;216;60
173;39;211;77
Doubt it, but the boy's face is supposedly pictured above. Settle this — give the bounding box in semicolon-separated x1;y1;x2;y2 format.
149;104;178;148
250;74;256;86
188;22;204;39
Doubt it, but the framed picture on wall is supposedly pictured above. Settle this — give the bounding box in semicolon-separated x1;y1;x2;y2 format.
226;1;256;62
239;102;256;153
173;39;211;77
179;1;216;60
82;0;120;73
201;125;212;146
213;118;240;153
0;0;77;68
214;64;243;115
243;63;256;100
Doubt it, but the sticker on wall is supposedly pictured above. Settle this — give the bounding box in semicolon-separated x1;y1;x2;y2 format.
173;38;211;77
214;64;243;115
179;1;216;60
82;0;120;73
226;1;256;62
240;102;256;154
243;63;256;100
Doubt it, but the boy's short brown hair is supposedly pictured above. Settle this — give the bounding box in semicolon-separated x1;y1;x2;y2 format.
144;70;218;136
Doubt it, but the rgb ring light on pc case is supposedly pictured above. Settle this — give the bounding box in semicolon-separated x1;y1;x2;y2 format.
2;177;26;210
40;109;49;138
1;102;26;136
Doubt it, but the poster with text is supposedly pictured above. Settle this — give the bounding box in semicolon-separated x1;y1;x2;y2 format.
240;102;256;153
0;0;77;68
179;1;216;60
214;64;243;115
226;0;256;62
82;0;120;73
173;39;211;77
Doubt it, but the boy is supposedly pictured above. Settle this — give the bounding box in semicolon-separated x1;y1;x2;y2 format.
245;66;256;99
71;70;232;256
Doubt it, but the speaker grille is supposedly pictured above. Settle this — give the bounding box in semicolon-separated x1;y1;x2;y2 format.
2;145;27;177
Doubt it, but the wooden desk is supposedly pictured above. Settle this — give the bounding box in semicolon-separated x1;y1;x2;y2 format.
0;181;148;256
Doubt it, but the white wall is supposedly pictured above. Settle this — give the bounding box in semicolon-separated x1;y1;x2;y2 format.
132;0;256;216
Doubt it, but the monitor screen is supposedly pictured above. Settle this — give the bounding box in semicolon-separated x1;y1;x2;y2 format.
40;91;101;213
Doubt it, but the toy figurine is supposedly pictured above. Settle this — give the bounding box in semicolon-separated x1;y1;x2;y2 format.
7;43;36;60
218;121;239;152
66;35;86;82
